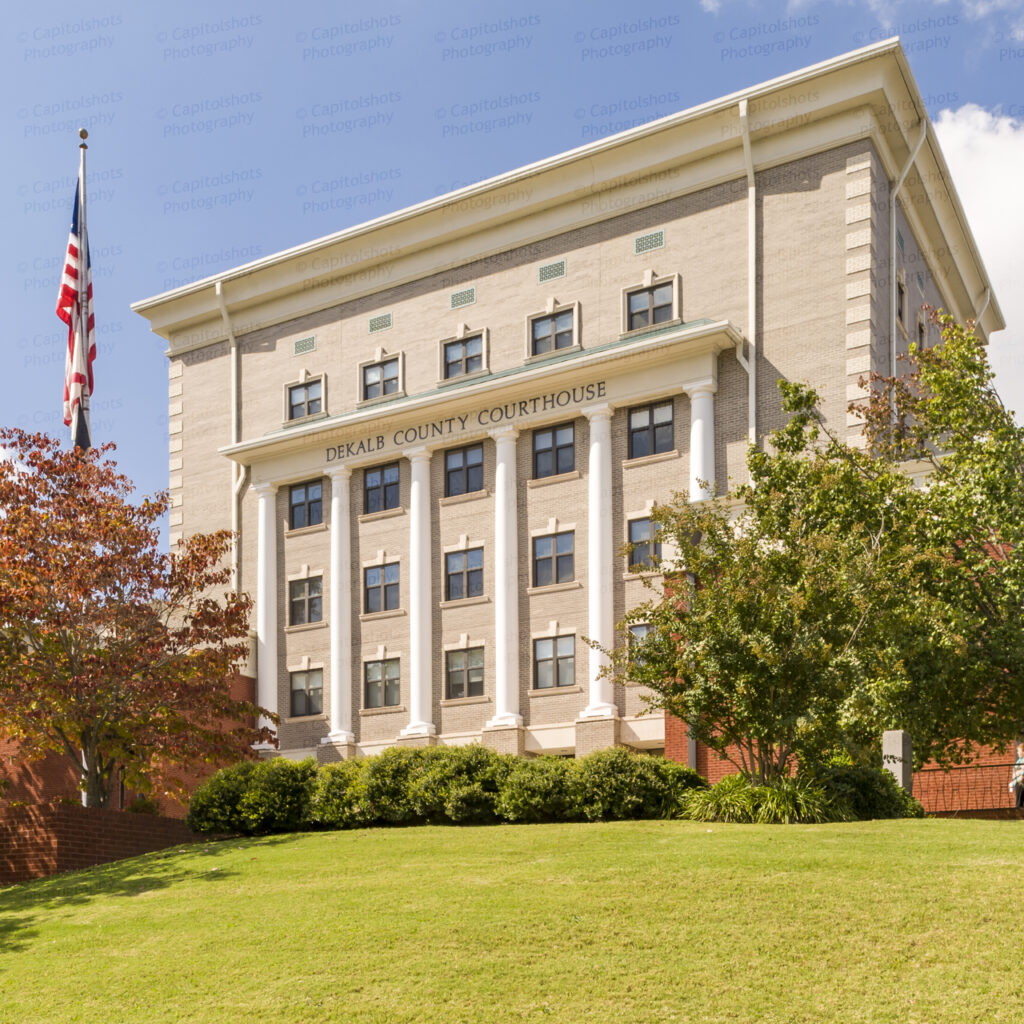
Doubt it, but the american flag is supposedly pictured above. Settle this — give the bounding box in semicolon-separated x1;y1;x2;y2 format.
56;181;95;450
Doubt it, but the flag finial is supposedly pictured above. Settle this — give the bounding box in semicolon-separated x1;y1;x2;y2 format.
78;128;88;146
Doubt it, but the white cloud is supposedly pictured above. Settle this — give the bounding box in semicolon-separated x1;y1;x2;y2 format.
934;104;1024;416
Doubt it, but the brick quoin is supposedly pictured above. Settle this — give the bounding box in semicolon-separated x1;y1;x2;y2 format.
665;711;1019;812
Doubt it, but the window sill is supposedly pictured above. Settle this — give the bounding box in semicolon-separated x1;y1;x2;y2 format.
359;608;406;623
359;704;406;717
282;411;328;429
524;343;582;364
359;507;404;524
286;713;326;723
623;449;678;469
357;391;406;410
526;581;582;596
284;621;328;635
285;522;328;539
439;595;490;610
440;489;490;507
529;684;583;697
623;570;663;582
527;470;581;489
619;316;683;340
437;368;490;388
440;695;491;708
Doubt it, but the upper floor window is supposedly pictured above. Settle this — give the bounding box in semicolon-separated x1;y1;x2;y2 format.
289;480;323;529
445;444;484;497
288;378;322;420
446;648;484;700
533;636;574;689
290;669;323;717
364;658;400;709
443;335;483;379
445;548;484;601
627;282;674;331
628;623;653;667
628;400;673;459
628;518;661;572
530;310;574;355
365;463;400;514
289;576;322;625
363;358;399;400
364;562;400;613
533;424;574;479
533;531;574;587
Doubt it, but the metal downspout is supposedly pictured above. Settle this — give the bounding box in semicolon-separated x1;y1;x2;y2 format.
737;99;757;447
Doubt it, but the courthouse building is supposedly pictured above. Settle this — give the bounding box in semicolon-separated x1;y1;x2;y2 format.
132;40;1003;771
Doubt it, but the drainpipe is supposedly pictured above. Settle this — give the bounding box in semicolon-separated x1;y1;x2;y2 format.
975;286;991;335
890;121;928;383
215;280;246;592
736;99;757;447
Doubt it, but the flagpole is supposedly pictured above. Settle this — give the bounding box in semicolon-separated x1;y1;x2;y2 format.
74;128;91;451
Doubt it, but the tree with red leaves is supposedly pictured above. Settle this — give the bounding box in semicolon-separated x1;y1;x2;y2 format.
0;429;275;807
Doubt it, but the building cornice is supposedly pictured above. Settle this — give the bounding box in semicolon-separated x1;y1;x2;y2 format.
131;39;1003;349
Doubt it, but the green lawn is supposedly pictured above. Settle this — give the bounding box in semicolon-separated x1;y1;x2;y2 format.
0;819;1020;1023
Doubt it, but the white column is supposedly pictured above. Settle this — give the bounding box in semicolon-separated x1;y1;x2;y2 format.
689;386;716;502
325;467;354;744
486;427;522;729
581;405;617;719
254;482;279;741
401;448;436;737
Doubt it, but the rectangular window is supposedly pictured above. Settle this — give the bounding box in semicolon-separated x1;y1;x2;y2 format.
288;378;322;420
445;548;484;601
443;335;483;379
445;444;484;497
627;282;673;331
628;623;652;668
290;669;323;717
897;280;906;326
530;310;574;355
532;531;574;587
289;479;323;529
364;659;400;708
532;423;574;479
364;563;400;613
364;463;400;514
289;576;322;626
628;401;674;459
533;636;575;689
362;358;399;400
917;319;926;349
446;647;484;699
628;518;661;572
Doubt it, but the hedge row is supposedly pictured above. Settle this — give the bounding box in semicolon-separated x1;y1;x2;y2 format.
186;746;707;835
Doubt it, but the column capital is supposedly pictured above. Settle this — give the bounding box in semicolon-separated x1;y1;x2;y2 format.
581;403;613;423
251;480;279;495
488;425;519;443
402;446;432;463
327;464;352;482
682;376;717;398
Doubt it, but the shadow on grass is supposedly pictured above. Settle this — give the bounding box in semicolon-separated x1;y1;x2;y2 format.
0;833;293;957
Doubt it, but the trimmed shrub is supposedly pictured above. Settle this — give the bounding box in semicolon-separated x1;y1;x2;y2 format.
683;774;851;824
495;756;581;823
573;748;705;821
311;759;369;829
407;746;514;825
357;747;424;825
236;757;318;835
186;761;259;834
812;764;925;820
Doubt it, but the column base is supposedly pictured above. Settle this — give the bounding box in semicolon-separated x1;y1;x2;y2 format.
574;716;621;758
399;721;437;739
578;701;618;720
317;737;357;763
481;724;526;757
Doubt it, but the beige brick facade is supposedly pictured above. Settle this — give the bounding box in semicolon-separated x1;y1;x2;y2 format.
137;44;1002;763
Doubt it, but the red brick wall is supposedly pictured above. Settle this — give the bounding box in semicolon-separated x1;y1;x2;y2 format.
0;803;197;886
664;711;1019;812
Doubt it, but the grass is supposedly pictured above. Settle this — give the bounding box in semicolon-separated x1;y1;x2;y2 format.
0;819;1021;1023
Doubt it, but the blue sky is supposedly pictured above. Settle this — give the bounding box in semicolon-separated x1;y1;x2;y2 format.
3;0;1023;506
